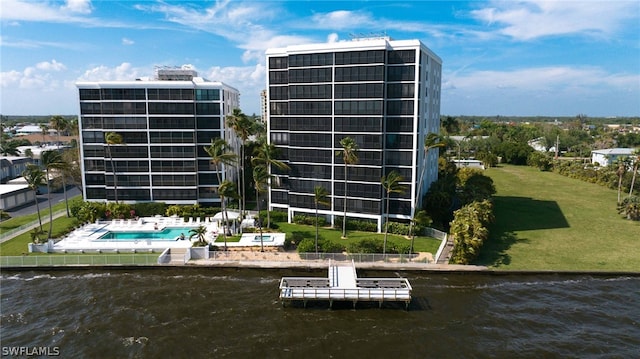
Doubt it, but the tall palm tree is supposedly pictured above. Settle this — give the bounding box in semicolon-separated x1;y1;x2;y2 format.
335;137;359;238
50;115;68;146
205;138;238;245
22;164;45;232
226;108;255;217
218;180;238;251
41;150;64;239
615;156;629;204
252;164;269;252
252;139;290;228
48;117;71;216
39;123;48;144
409;133;445;239
104;132;124;203
628;149;640;198
381;171;406;256
313;185;330;254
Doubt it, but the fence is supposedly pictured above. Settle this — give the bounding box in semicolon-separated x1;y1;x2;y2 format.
1;254;160;268
209;251;433;264
0;209;67;242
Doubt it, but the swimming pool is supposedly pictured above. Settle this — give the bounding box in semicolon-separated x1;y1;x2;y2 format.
98;227;195;241
251;235;274;243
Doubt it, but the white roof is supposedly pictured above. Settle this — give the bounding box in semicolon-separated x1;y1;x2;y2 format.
591;148;636;155
0;184;30;195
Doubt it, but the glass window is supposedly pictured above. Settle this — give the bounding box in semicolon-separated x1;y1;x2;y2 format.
335;100;383;115
387;65;415;81
335;50;385;65
335;66;384;82
269;57;288;69
289;53;333;67
387;83;415;98
79;89;100;100
289;133;331;147
289;101;332;115
335;117;382;132
385;117;414;132
269;71;289;84
149;117;196;129
148;103;194;115
289;85;332;99
335;84;383;99
387;50;416;64
195;89;219;101
288;68;332;83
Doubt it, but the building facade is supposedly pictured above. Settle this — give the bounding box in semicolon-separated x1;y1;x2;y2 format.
76;68;239;205
265;38;442;231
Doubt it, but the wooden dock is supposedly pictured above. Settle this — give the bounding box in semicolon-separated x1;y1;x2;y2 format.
279;260;412;309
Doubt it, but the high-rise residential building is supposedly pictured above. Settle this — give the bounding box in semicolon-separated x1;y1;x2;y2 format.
265;37;442;231
76;67;239;205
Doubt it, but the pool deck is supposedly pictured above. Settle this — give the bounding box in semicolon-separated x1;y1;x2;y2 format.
53;217;214;252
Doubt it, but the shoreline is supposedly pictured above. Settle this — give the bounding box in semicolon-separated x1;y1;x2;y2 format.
2;259;639;276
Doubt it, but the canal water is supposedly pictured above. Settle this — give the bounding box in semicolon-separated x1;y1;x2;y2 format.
1;268;638;358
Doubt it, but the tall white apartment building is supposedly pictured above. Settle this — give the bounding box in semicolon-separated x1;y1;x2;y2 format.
76;67;239;205
265;38;442;231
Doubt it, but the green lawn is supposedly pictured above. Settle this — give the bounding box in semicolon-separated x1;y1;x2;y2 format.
274;221;441;254
478;165;639;271
0;216;81;256
0;195;80;232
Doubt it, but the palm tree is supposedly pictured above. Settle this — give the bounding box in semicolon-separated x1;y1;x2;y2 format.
204;138;238;246
313;185;330;254
381;171;406;256
615;156;629;204
252;139;289;228
39;123;48;144
188;225;208;245
22;164;45;232
218;180;238;251
335;137;359;238
226;108;255;217
50;115;68;146
409;133;445;239
252;164;269;252
41;150;64;239
628;149;640;198
0;138;20;156
104;132;124;203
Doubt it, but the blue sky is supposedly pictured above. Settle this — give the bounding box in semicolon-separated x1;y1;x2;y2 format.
1;0;639;117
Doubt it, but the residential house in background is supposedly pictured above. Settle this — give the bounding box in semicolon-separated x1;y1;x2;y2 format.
591;148;636;167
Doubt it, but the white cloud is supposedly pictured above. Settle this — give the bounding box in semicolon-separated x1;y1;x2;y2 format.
35;59;66;71
122;38;135;46
77;63;145;82
442;65;640;116
470;0;638;40
61;0;92;14
1;60;67;90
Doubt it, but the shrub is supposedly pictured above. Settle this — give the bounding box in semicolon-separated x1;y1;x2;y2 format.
296;238;316;253
347;238;383;253
334;217;378;232
293;214;326;226
133;202;167;217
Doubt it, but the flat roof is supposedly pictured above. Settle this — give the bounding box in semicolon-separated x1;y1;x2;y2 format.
0;184;30;195
266;38;441;64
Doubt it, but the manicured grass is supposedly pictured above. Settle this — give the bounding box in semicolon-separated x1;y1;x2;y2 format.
478;165;639;271
0;195;80;232
0;216;81;256
274;221;441;254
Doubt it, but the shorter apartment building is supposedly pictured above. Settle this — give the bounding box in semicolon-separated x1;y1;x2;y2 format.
76;67;239;205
